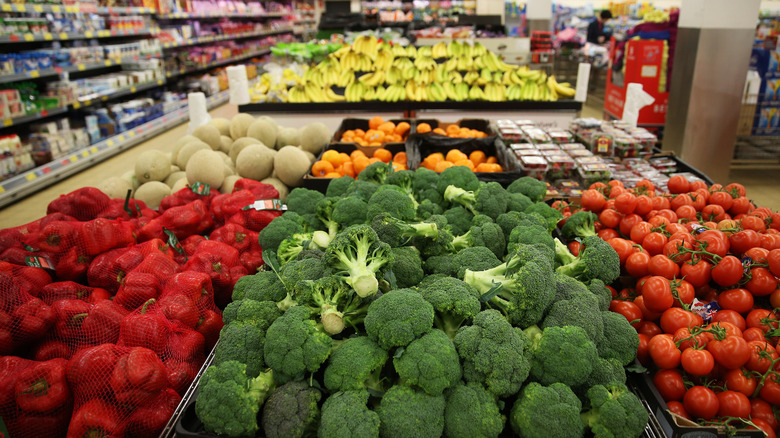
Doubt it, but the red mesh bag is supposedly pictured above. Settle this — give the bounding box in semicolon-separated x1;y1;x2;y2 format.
227;208;282;232
39;282;111;305
181;239;246;307
0;261;53;294
114;251;179;310
136;199;214;242
158;271;222;350
0;213;79;257
86;239;174;293
210;189;256;224
31;339;73;361
210;223;263;273
233;178;280;199
97;197;158;222
158;186;217;214
47;187;111;222
0;273;55;356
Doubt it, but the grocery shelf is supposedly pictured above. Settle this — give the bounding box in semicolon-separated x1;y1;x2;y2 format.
165;48;270;78
0;2;156;14
294;18;316;24
0;55;159;84
0;27;158;43
1;107;68;128
239;100;583;113
156;11;286;19
71;78;165;109
160;28;292;50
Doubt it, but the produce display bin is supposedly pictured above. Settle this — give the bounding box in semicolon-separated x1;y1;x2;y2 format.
303;142;408;193
160;344;218;438
331;118;414;145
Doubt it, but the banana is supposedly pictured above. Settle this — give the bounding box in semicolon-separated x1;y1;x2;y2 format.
443;82;458;101
549;75;576;98
468;85;485;101
447;71;463;84
363;86;376;101
455;83;469;101
432;42;448;58
417;46;432;58
405;45;417;58
429;82;446;101
325;87;346;102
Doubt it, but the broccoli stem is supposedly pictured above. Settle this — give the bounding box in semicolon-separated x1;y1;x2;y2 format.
555;239;576;265
247;370;276;405
277;293;297;311
321;307;345;335
365;366;386;395
556;259;586;279
435;315;465;340
312;230;332;249
407;222;439;238
443;185;477;215
462;268;507;294
451;231;471;251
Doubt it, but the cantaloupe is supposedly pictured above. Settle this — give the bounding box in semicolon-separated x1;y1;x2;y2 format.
246;119;277;149
274;145;310;187
224;164;235;177
209;118;231;137
219;136;233;154
170;164;181;173
229;114;255;139
97;177;132;199
302;150;316;164
221;175;241;193
276;127;302;149
121;170;140;192
261;177;289;201
236;144;275;180
216;151;234;170
176;141;210;169
171;177;189;193
171;135;198;164
300;122;331;154
193;124;222;150
228;137;263;163
186;149;225;189
257;115;278;135
135;150;171;183
135;181;171;210
165;171;186;188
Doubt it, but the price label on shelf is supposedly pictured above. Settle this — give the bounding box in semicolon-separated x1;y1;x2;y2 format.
16;4;25;11
69;156;78;163
59;32;68;40
0;186;5;194
128;131;135;138
25;173;36;181
43;33;53;40
3;119;12;127
85;31;94;38
29;71;39;78
51;5;61;12
1;4;11;11
90;147;98;153
130;86;137;93
81;151;89;158
106;140;114;147
117;135;125;142
77;64;85;71
33;5;44;12
105;60;112;66
23;34;35;42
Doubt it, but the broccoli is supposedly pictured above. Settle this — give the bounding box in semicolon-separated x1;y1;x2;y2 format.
542;292;604;343
278;232;328;266
417;276;481;339
507;177;547;203
387;169;419;208
588;279;613;311
443;206;474;236
318;390;380;438
195;361;275;437
496;211;548;240
286;188;325;216
264;306;333;382
580;384;649;438
452;246;501;279
524;325;597;387
556;236;620;285
416;273;448;289
525;202;563;233
233;270;287;303
261;380;322;438
436;165;480;194
213;323;267;378
464;245;555;328
323;225;393;298
411;215;456;257
294;276;368;335
323;336;388;392
315;197;341;239
560;210;598;241
258;213;305;253
576;357;627;394
366;189;416;222
412;167;440;197
443;182;509;220
370;213;439;248
453;310;530;397
279;257;327;294
332;197;369;229
388;246;424;288
444;383;505;438
297;248;325;261
357;161;391;185
416;199;444;220
451;222;506;259
326;176;354;198
471;213;494;225
345;180;379;201
377;385;445;438
509;382;584;438
597;311;640;366
423;254;456;277
364;288;434;350
507;191;533;212
222;299;282;331
394;329;462;395
507;225;553;255
552;271;592;302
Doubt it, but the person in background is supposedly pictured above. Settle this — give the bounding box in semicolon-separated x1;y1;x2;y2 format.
587;10;613;44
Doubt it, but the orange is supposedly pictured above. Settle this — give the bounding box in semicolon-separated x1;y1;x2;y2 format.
365;129;385;143
324;172;341;178
354;155;370;174
336;152;351;166
446;149;467;163
322;149;340;164
351;149;367;161
445;124;460;135
368;157;381;164
373;148;392;163
368;116;384;130
391;161;407;171
434;160;453;173
453;159;475;171
312;160;335;177
486;156;498;164
416;122;431;134
469;150;486;166
341;161;356;177
395;122;411;136
378;122;396;134
459;127;472;137
393;151;407;164
433;128;446;135
354;128;366;138
475;163;493;172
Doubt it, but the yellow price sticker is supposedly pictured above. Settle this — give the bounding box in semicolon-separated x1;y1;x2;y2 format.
90;147;98;153
130;87;137;93
25;173;36;181
106;140;114;147
59;32;67;40
16;4;25;12
101;96;108;101
2;119;12;127
43;33;53;40
81;151;89;158
51;5;61;12
105;60;112;66
1;4;11;11
69;156;78;163
128;131;135;138
85;31;94;38
33;5;43;12
77;64;85;71
23;34;35;42
157;79;163;85
29;70;39;78
66;5;77;12
0;185;5;194
73;102;81;109
117;135;125;142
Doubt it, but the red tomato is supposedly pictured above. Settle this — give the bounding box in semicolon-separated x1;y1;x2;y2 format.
614;192;638;215
609;300;643;328
648;255;680;280
729;230;761;255
664;239;692;263
771;289;780;310
625;251;651;278
749;419;777;438
642;276;674;313
680;259;711;288
725;183;747;198
660;307;703;334
668;176;690;194
745;267;778;297
599;209;622;229
619;214;643;238
581;189;606;213
642;232;668;256
608;185;626;199
695;230;730;262
670;194;693;210
635;195;654;217
652;196;671;211
681;348;715;376
711;310;746;332
666;401;690;420
717;288;754;314
675;205;698;223
674;327;712;351
741;215;766;233
709;191;734;211
730;197;752;216
649;334;682;369
746;309;779;333
634;296;663;322
629;221;652;243
607;238;635;266
654;369;687;401
750;398;778;430
637;321;663;338
598;228;620;240
716;390;751;418
667;223;688;235
761;233;780;250
745;247;770;264
759;375;780;405
743;327;767;343
724;368;757;396
702;204;726;222
746;341;778;373
672;280;695;308
648;215;670;228
568;241;581;257
708;335;750;370
683;386;719;420
637;333;651;366
711;256;744;287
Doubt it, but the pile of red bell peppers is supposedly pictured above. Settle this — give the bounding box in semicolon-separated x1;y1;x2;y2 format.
0;179;282;438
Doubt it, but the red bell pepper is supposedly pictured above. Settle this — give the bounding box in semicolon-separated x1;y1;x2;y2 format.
157;293;199;328
165;359;197;396
55;247;92;282
36;221;81;254
126;387;182;438
210;223;253;253
51;299;91;342
114;272;160;310
211;190;256;223
182;240;240;307
0;310;13;355
47;187;110;221
167;327;205;362
0;356;27;408
159;186;216;214
161;271;213;307
0;227;24;253
1;246;41;266
227;208;282;232
135;238;176;258
14;357;70;413
32;339;73;361
181;234;207;256
10;408;72;438
40;281;111;305
233;178;280;199
66;344;119;398
81;218;136;256
13;264;54;292
110;346;168;406
137;199;214;241
12;297;55;342
38;212;79;227
240;249;264;273
132;251;179;283
196;309;224;349
86;247;142;293
81;300;129;344
118;299;169;355
0;271;25;309
66;399;125;438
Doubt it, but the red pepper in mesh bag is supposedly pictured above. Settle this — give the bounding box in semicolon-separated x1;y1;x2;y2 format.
157;293;199;328
0;356;27;408
47;187;110;222
196;309;223;349
165;360;197;396
81;218;136;256
135;238;176;258
11;409;72;438
55;247;92;282
0;227;25;253
86;247;142;293
67;399;125;438
167;326;205;363
182;240;240;307
240;249;264;274
133;251;179;283
126;387;181;438
137;199;213;241
233;178;279;199
110;346;168;406
51;299;91;343
118;299;168;354
0;310;13;355
211;189;256;224
81;300;129;345
40;282;111;305
97;196;155;221
159;186;216;214
36;221;80;254
227;208;282;232
0;246;42;266
12;296;55;342
32;339;73;361
15;357;71;413
161;271;213;307
114;272;160;310
210;223;253;253
180;235;207;257
0;271;24;308
0;261;53;294
66;343;119;398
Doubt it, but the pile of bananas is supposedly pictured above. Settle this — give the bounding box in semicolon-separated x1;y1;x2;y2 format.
257;36;577;103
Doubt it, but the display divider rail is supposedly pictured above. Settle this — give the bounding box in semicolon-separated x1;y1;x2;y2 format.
239;100;583;114
156;10;286;19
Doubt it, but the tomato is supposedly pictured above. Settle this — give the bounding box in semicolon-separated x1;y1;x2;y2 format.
607;238;635;266
717;288;754;314
746;341;778;373
759;374;780;405
667;223;688;235
709;191;734;211
761;233;780;250
589;182;607;190
674;327;712;350
664;239;692;263
749;418;777;438
666;401;690;420
652;196;671;211
634;195;653;217
648;215;670;228
625;251;651;278
683;386;719;420
746;309;780;333
629;221;652;243
750;398;778;430
741;215;766;233
599;208;622;229
743;327;767;343
725;183;747;198
642;232;668;256
637;321;663;338
711;256;744;287
619;214;643;238
672;280;695;308
728;230;761;255
696;230;730;262
771;289;780;310
708;335;750;370
701;204;726;222
670;194;693;211
648;254;680;280
581;189;606;213
745;267;778;297
598;228;620;240
660;307;703;334
634;296;663;322
771;212;780;231
711;310;746;332
654;369;687;401
649;334;682;369
675;205;698;223
745;247;770;264
681;348;715;376
691;180;708;191
609;300;643;328
712;321;743;338
637;333;651;366
716;390;751;418
730;197;752;216
614;192;637;215
568;241;581;257
680;259;711;288
668;175;691;194
724;368;757;396
695;284;719;303
642;276;674;312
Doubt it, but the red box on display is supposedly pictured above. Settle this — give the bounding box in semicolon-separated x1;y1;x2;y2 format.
604;38;669;126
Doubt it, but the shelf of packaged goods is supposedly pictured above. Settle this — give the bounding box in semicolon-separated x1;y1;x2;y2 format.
294;18;316;24
165;48;270;79
160;28;292;50
0;54;159;84
156;11;286;19
0;3;156;14
0;28;159;43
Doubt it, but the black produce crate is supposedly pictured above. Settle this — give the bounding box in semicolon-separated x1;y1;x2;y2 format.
302;142;408;194
330;118;414;145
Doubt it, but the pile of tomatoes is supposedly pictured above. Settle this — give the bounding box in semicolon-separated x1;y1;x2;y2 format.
559;175;780;436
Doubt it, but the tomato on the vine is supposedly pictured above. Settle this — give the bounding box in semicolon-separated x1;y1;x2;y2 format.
599;208;622;229
701;204;726;222
672;280;695;307
637;321;663;338
642;232;668;256
598;228;620;241
683;386;719;420
648;334;681;369
666;401;690;420
680;259;711;288
652;196;671;211
641;276;674;312
717;288;754;314
716;391;751;418
625;251;650;278
675;205;698;223
725;183;747;198
711;310;746;332
619;214;643;238
744;247;769;264
771;289;780;310
730;197;752;216
607;238;635;266
729;230;760;255
653;369;687;401
660;307;703;334
609;300;643;328
629;221;652;243
761;233;780;250
581;189;606;213
614;192;637;215
709;191;734;211
707;335;750;370
742;327;767;342
746;309;779;333
681;348;714;376
750;398;778;429
758;374;780;406
634;296;663;322
745;341;778;373
668;175;690;194
749;418;777;438
724;368;757;396
637;332;651;366
648;255;680;280
635;195;654;217
741;215;766;233
745;267;778;297
711;255;744;287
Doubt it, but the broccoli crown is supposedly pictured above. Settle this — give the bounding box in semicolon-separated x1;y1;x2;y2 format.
444;182;508;220
444;383;505;438
213;323;267;378
318;390;380;438
581;384;649;438
357;161;391;185
412;167;440;193
542;293;604;343
416;199;444;220
394;329;462;395
223;299;283;331
323;336;389;392
412;215;455;257
496;211;548;241
452;246;501;279
507;192;533;213
195;361;275;437
345;180;379;201
552;271;592;302
507;177;547;203
423;254;456;277
597;311;640;366
315;197;340;238
280;257;327;294
561;210;598;241
332;197;369;229
577;357;627;394
471;214;494;226
377;385;446;438
436;165;480;194
278;232;318;266
556;236;620;285
416;273;448;289
294;276;368;335
443;206;475;236
297;248;325;261
234;270;288;302
525;325;598;387
417;276;481;338
261;380;322;438
287;188;325;216
453;309;530;398
510;381;584;438
264;306;334;382
452;222;506;259
525;202;563;233
326;176;355;198
588;279;613;311
324;224;393;298
364;288;434;350
366;188;416;222
389;246;425;288
507;225;553;255
387;169;419;207
258;214;305;253
370;213;439;248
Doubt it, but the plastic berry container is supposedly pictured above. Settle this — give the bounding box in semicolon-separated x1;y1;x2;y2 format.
577;162;612;185
545;154;576;180
547;130;574;145
521;128;551;144
517;148;542;157
648;157;677;173
499;127;525;142
519;155;549;180
509;143;536;152
535;143;560;153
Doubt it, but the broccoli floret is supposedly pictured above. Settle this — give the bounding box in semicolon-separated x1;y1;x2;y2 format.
318;390;380;438
222;299;283;331
524;325;597;387
552;271;592;302
233;270;288;303
364;288;434;350
324;336;388;392
507;192;533;212
416;273;448;289
588;279;613;311
496;211;548;240
279;257;326;294
423;254;456;276
443;206;474;236
264;306;333;382
507;177;547;203
370;213;439;248
576;357;627;395
258;213;305;253
388;247;424;288
436;165;480;194
332;197;369;229
451;222;506;259
412;167;440;196
542;291;604;343
412;215;455;257
316;197;341;239
195;361;275;437
507;225;553;255
452;246;501;279
377;385;445;438
323;225;393;298
345;180;379;201
357;161;391;185
387;169;419;208
286;188;325;216
294;276;368;335
556;236;620;285
261;380;322;438
278;232;328;266
471;214;494;226
453;310;530;397
581;384;649;438
525;202;563;233
366;189;416;222
326;176;354;198
561;210;598;241
394;328;462;394
464;246;555;328
416;199;444;220
213;323;267;378
597;311;640;366
444;383;505;438
510;382;584;438
297;248;325;261
418;276;481;339
443;182;508;220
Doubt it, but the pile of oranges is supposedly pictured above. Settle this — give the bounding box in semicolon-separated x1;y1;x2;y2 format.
420;149;503;173
311;148;408;178
417;122;489;138
340;116;411;146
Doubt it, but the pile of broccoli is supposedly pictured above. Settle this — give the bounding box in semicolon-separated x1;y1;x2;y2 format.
196;164;646;438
